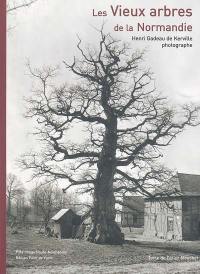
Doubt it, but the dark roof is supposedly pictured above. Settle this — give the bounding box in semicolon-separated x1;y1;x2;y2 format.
146;173;200;199
177;173;200;196
122;196;144;213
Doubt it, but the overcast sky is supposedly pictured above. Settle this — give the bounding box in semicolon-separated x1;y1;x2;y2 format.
7;0;200;188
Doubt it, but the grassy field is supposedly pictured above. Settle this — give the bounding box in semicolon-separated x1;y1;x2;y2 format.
7;228;200;273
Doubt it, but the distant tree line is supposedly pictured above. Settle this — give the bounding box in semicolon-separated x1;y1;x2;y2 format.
6;173;81;231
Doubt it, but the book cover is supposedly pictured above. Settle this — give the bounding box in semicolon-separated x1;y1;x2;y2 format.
6;1;200;273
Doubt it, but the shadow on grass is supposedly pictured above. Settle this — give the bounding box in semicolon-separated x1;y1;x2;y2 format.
125;239;200;256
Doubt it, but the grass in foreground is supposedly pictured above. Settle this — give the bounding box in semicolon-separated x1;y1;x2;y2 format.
7;228;200;269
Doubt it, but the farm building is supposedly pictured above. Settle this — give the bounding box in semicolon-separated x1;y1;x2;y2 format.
121;196;144;228
144;173;200;240
51;208;81;239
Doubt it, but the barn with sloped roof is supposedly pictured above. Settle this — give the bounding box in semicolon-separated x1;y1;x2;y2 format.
144;173;200;240
121;196;144;228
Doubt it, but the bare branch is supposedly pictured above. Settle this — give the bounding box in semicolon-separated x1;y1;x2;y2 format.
7;0;38;13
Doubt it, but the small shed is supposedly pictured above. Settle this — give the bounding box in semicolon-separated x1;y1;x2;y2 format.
51;209;81;239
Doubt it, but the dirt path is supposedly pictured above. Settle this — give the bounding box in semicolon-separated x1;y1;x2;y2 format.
7;261;200;274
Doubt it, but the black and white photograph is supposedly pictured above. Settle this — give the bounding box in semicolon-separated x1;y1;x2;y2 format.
6;0;200;273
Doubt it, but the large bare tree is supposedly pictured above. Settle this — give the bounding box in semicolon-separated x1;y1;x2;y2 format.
20;31;199;244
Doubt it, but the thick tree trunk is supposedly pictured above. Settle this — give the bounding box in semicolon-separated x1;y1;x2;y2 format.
87;184;124;244
87;115;124;245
